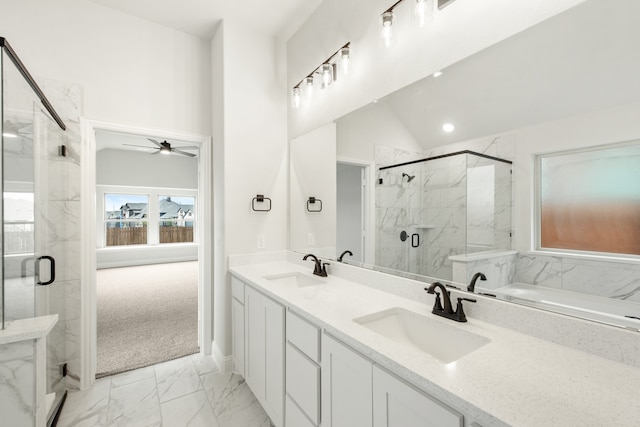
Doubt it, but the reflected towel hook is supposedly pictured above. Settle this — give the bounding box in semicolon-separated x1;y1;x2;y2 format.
307;197;323;212
252;194;272;212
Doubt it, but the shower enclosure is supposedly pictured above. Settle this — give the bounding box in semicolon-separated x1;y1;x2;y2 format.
376;150;512;281
1;37;69;422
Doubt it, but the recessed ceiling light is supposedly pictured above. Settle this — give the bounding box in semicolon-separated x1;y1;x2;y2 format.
433;71;443;77
373;98;379;103
442;123;455;133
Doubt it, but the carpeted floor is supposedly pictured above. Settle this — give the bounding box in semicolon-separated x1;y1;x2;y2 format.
96;261;199;378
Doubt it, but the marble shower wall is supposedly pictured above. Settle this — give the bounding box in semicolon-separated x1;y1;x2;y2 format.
0;340;35;426
40;79;83;391
515;253;640;303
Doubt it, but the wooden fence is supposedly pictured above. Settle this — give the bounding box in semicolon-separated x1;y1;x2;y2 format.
106;226;193;246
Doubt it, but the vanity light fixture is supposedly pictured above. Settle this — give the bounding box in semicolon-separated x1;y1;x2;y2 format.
381;0;434;48
290;42;351;109
291;86;301;110
305;76;315;96
381;10;395;48
340;46;351;76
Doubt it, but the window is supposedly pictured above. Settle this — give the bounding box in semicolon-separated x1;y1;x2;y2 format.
3;192;35;254
158;196;195;244
105;194;148;246
538;142;640;256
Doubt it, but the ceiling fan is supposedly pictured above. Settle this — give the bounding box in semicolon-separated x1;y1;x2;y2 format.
123;138;198;157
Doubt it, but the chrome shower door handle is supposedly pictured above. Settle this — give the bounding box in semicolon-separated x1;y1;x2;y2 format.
36;255;56;286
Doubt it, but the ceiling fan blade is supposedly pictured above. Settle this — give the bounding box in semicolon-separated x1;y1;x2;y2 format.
172;149;197;157
147;138;163;148
123;144;156;149
173;145;199;150
151;150;160;155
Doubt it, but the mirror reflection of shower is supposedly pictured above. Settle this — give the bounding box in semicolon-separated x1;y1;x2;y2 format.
376;150;512;280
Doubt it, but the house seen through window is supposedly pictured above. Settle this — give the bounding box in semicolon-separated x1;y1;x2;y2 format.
104;194;195;247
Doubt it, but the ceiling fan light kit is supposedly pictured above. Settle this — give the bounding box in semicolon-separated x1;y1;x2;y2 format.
122;138;198;157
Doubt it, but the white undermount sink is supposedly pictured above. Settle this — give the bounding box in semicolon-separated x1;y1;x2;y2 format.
354;307;490;363
263;272;325;287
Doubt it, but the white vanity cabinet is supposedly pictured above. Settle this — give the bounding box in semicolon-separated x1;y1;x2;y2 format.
231;277;245;376
244;284;285;427
285;310;321;427
321;333;373;427
373;365;463;427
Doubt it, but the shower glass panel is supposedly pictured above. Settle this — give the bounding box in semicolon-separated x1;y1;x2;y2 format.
2;40;69;418
376;151;512;281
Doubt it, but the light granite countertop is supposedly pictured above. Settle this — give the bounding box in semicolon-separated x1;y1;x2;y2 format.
230;261;640;427
0;315;58;346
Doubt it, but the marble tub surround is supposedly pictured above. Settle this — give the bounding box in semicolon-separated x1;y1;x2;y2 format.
57;353;269;427
516;252;640;303
450;250;518;290
229;252;640;425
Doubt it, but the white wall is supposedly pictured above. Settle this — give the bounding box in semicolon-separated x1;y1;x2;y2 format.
212;20;289;370
96;149;198;188
0;0;211;135
336;102;422;162
290;122;337;257
287;0;586;139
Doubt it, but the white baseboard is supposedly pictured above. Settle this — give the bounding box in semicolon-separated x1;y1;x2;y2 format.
212;341;233;374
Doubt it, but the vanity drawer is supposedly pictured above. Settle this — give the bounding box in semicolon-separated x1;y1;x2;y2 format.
286;310;320;362
286;343;320;425
231;276;244;303
286;395;316;427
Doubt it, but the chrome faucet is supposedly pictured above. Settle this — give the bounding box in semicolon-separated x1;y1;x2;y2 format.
303;254;328;277
467;272;487;292
425;281;476;322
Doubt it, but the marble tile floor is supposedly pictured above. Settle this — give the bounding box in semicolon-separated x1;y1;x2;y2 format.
57;353;271;427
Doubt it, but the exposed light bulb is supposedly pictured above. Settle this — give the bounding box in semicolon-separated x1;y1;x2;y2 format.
340;47;350;76
321;63;333;88
381;11;394;48
305;76;314;96
160;147;171;155
291;87;301;109
414;0;432;28
442;123;455;133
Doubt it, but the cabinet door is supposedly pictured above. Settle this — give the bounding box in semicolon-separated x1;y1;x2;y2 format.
322;334;373;427
244;285;265;397
373;366;462;427
231;297;245;377
263;295;284;427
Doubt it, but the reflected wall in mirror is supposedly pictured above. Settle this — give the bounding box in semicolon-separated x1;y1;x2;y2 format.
289;0;640;329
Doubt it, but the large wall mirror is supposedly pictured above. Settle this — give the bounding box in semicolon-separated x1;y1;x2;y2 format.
289;0;640;330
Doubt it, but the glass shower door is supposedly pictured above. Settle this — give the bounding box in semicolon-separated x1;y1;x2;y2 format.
3;90;67;419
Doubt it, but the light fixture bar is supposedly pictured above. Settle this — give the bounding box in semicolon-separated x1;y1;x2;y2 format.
293;42;351;89
383;0;404;14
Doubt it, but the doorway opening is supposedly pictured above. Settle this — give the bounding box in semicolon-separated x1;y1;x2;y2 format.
80;121;212;386
336;159;375;265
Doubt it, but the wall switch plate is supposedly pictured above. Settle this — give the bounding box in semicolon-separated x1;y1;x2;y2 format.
307;233;315;246
257;235;266;249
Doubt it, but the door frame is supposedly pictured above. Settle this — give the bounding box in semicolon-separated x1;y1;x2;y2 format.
336;157;375;265
79;119;212;389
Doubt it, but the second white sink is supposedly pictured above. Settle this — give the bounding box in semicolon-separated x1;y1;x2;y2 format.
263;272;325;287
354;307;490;363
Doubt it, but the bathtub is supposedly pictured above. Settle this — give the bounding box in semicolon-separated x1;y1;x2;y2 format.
489;283;640;330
